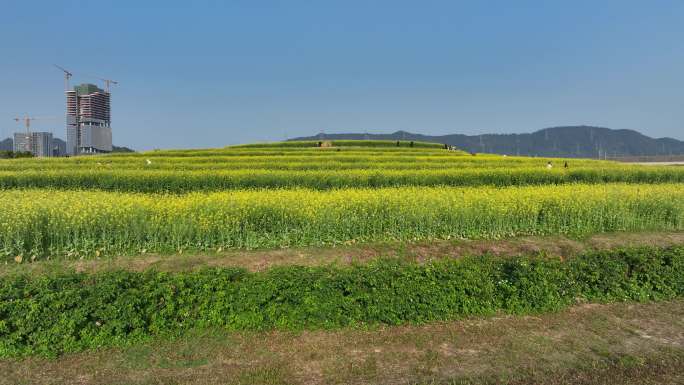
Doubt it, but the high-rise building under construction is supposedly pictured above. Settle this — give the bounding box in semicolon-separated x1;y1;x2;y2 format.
66;83;112;155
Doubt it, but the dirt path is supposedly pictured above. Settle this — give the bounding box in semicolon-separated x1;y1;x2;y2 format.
3;231;683;276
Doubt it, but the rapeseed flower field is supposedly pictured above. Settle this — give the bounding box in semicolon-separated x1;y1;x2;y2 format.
0;141;682;260
1;183;681;260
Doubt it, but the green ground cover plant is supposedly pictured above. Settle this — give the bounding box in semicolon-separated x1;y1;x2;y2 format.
1;246;682;358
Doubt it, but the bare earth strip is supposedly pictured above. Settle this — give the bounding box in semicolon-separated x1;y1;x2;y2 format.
2;300;683;385
4;231;684;276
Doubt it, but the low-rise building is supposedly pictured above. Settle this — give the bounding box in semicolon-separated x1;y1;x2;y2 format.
13;131;54;157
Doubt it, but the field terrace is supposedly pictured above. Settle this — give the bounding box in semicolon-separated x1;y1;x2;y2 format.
1;140;683;385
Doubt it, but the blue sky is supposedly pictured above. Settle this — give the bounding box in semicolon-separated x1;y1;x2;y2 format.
1;0;683;149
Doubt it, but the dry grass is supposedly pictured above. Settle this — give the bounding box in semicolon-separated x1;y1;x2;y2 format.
2;300;683;385
3;231;683;276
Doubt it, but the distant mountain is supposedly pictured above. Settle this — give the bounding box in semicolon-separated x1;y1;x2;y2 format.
53;138;67;156
1;137;66;154
1;137;133;155
112;145;135;153
0;138;11;152
290;126;684;158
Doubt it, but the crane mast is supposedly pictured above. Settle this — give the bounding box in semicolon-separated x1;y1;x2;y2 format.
99;78;118;93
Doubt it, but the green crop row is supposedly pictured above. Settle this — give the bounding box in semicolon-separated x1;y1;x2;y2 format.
229;140;447;148
1;184;682;259
0;162;593;172
3;148;457;162
0;154;619;172
1;246;682;357
0;166;682;192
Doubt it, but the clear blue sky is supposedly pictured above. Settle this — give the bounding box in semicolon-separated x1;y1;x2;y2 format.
1;0;683;149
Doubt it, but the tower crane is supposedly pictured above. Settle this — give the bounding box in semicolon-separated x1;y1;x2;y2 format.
96;77;118;93
14;115;59;132
54;64;73;91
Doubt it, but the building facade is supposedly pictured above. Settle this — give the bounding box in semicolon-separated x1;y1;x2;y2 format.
13;131;54;157
66;83;113;155
12;132;30;153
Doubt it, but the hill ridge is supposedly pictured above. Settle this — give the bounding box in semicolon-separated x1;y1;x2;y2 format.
290;126;684;157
